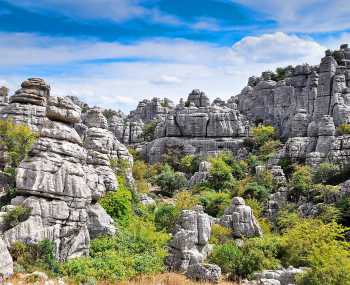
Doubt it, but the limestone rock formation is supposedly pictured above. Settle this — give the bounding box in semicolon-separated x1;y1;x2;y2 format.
0;78;133;261
220;197;262;238
253;267;305;285
0;237;13;278
166;206;212;272
186;263;221;283
189;161;212;187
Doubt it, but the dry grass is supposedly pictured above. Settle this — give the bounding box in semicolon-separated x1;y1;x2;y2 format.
6;273;238;285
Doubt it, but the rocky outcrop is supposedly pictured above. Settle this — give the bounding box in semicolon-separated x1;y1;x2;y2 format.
0;237;13;278
186;263;221;283
189;161;212;187
166;206;213;272
0;78;49;132
252;267;306;285
0;78;131;261
220;197;262;238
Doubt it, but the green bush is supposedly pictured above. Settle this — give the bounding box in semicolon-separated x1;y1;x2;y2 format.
275;207;301;233
174;191;198;211
313;163;340;184
10;239;59;273
296;241;350;285
289;165;312;200
208;156;235;191
154;203;179;232
61;218;169;282
142;120;158;142
336;197;350;226
153;164;188;197
3;205;31;230
251;125;276;147
243;181;270;202
259;140;281;161
99;177;133;225
198;190;231;217
336;123;350;135
209;224;232;245
179;154;202;175
0;119;38;174
210;236;281;280
281;219;347;267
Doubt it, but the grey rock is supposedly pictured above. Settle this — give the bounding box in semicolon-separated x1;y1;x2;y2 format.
139;194;155;206
87;203;116;239
166;206;212;272
220;197;262;238
186;263;221;283
0;237;13;277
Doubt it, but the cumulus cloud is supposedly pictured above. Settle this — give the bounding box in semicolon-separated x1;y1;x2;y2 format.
0;32;339;112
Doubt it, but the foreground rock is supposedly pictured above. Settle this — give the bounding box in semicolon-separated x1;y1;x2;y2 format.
0;78;129;261
251;267;306;285
186;263;221;283
0;237;13;278
220;197;262;238
166;206;213;272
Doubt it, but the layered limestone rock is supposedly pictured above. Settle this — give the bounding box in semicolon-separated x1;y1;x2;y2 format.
0;86;9;110
189;161;212;187
0;79;129;261
0;237;13;277
166;206;213;272
220;197;262;238
186;263;221;283
0;78;49;132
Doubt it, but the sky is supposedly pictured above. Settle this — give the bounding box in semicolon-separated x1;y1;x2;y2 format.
1;0;350;112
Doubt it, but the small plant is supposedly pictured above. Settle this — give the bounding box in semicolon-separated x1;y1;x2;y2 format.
174;191;198;211
313;162;340;184
142;120;159;142
209;224;232;245
336;123;350;135
154;203;179;232
153;164;188;197
251;125;276;147
3;206;31;230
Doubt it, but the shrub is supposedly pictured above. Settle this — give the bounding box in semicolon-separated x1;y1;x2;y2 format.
210;237;280;280
309;184;340;203
317;204;341;224
174;191;198;211
313;163;340;184
281;219;347;267
209;224;232;245
259;140;281;161
153;164;188;197
289;165;312;200
198;191;231;217
208;157;235;191
336;197;350;226
296;241;350;285
62;218;169;282
99;177;133;225
243;181;270;202
132;160;147;180
142;120;158;142
10;239;59;273
229;160;248;180
0;119;38;173
3;205;31;230
179;155;202;175
251;125;276;146
336;123;350;135
275;207;301;233
154;203;179;232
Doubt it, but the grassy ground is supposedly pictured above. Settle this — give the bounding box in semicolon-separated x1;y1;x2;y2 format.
7;273;238;285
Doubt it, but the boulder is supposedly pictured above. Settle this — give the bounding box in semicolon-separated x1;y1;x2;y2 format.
0;237;13;278
186;263;221;283
220;197;262;238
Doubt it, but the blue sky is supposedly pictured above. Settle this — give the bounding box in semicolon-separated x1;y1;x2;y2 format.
1;0;350;111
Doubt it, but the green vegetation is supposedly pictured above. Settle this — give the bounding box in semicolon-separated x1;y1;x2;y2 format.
0;119;38;175
3;205;31;230
142;120;158;142
153;164;188;197
336;123;350;135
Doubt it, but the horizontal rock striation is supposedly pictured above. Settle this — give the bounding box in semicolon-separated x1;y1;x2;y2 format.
0;78;133;261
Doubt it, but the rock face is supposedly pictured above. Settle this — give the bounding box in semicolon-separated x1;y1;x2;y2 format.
253;267;305;285
189;161;212;187
186;263;221;283
0;78;132;261
0;237;13;277
220;197;262;238
166;206;213;272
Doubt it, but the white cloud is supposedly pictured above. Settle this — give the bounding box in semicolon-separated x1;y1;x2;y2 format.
235;0;350;33
0;32;334;112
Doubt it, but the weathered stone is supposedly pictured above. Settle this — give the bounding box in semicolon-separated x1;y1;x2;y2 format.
220;197;262;238
0;237;13;277
87;203;116;239
186;263;221;283
166;206;212;272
